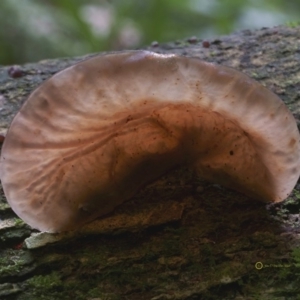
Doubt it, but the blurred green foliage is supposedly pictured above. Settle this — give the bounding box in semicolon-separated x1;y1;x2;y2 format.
0;0;299;65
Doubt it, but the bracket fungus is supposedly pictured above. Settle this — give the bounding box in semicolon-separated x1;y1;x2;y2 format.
0;50;300;233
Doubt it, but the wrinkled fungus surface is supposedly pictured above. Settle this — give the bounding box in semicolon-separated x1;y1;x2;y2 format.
0;51;299;232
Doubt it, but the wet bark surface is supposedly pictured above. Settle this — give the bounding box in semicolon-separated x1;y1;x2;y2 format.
0;25;300;300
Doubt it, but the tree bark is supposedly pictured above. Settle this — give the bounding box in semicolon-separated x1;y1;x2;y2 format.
0;25;300;300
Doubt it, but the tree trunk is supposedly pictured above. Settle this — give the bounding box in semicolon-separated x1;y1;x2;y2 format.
0;25;300;300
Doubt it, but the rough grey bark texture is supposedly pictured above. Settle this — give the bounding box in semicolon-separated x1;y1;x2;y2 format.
0;25;300;300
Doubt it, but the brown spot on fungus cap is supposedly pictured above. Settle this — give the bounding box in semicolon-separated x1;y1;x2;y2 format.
0;51;299;232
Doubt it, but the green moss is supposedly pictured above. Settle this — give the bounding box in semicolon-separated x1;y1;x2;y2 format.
0;250;34;278
292;247;300;265
26;272;107;300
27;272;62;290
0;202;10;212
14;218;26;227
293;190;300;199
0;264;23;277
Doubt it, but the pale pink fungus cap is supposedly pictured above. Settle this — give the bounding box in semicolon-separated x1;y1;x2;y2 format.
0;51;299;232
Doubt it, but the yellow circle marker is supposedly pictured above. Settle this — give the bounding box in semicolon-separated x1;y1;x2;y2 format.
255;262;263;270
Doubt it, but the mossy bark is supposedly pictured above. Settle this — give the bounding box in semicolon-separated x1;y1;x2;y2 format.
1;25;300;300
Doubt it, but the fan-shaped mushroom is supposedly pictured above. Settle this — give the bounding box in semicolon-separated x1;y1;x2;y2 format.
0;51;299;232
